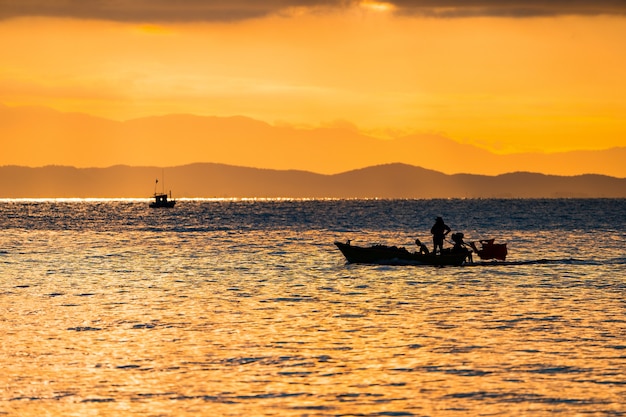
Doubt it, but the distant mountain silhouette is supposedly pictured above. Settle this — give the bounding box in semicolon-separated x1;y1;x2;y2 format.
1;163;624;198
2;104;625;177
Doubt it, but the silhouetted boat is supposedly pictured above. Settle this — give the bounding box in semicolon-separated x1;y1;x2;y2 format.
334;241;470;266
149;174;176;208
469;239;508;261
150;192;176;208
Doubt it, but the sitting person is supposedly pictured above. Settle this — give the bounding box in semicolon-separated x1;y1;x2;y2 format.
451;232;473;262
451;232;465;251
415;238;430;255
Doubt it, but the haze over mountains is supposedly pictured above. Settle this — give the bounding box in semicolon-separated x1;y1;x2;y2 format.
1;163;624;199
2;104;625;178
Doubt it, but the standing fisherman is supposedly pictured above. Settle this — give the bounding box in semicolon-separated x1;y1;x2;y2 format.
431;216;451;255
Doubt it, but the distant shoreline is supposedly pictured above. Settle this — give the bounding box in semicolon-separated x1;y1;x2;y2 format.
2;105;626;178
2;163;625;199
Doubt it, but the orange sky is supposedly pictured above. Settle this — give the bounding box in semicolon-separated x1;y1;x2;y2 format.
1;0;625;162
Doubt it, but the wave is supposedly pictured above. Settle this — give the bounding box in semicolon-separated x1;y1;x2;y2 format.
469;258;624;267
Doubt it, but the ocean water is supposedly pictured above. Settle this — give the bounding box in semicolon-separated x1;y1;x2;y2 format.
1;198;625;417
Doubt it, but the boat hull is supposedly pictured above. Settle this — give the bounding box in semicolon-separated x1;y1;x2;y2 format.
149;201;176;208
334;242;469;266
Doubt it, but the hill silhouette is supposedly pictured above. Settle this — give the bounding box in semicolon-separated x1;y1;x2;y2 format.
2;104;625;177
1;163;624;198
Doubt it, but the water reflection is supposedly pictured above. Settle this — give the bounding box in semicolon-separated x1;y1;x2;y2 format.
1;200;625;416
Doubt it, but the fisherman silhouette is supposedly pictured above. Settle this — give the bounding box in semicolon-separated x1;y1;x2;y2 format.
451;232;466;251
430;216;451;255
415;238;430;255
451;232;473;263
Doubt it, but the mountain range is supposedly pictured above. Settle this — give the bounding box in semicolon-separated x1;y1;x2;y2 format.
2;104;625;177
1;163;624;198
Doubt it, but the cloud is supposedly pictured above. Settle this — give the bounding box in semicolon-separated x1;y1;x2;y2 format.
390;0;626;18
0;0;351;22
0;0;625;22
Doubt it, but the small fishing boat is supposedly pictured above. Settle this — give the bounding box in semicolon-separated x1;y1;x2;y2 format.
149;175;176;208
150;192;176;208
334;241;470;266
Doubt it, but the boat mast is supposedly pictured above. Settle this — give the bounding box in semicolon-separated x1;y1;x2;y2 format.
162;169;165;195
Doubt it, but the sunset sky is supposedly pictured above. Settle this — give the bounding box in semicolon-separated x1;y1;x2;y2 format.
1;0;625;164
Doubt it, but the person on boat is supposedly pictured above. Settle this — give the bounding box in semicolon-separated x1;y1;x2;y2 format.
430;216;451;255
451;232;465;251
415;238;430;255
451;232;473;263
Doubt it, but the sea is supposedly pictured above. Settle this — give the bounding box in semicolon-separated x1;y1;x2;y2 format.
1;198;625;417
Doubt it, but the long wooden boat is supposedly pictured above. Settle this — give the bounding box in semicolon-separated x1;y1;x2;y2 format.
334;241;470;266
